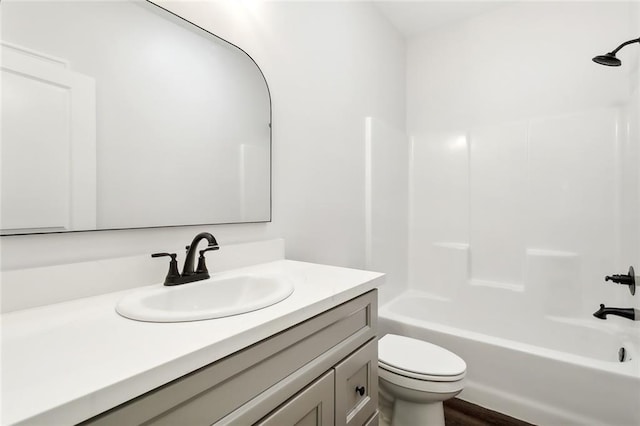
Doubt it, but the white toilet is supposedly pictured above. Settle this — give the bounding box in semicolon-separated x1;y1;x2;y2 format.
378;334;466;426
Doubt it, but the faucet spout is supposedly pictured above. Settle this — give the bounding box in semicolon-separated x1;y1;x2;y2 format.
593;304;638;321
182;232;219;277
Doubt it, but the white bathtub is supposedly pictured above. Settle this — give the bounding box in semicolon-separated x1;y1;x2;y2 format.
378;290;640;425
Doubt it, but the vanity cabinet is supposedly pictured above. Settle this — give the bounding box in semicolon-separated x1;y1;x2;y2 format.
83;290;378;426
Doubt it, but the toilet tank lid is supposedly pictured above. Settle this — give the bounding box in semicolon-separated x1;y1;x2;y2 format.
378;334;466;377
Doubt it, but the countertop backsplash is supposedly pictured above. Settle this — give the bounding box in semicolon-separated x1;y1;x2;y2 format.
1;238;285;313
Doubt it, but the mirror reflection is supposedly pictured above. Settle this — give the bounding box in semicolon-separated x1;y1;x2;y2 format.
0;0;271;235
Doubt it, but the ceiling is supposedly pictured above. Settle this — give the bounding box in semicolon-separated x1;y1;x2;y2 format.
373;1;507;38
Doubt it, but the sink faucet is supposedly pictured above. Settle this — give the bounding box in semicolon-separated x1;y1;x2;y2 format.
152;232;219;286
182;232;219;277
593;304;639;321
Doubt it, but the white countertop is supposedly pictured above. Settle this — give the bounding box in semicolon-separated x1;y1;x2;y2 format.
1;259;384;425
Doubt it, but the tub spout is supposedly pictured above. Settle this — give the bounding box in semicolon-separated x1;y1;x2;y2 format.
593;304;639;321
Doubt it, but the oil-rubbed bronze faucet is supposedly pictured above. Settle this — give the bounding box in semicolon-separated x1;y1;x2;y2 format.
152;232;219;286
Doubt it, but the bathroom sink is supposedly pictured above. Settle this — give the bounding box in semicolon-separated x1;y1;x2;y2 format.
116;274;294;322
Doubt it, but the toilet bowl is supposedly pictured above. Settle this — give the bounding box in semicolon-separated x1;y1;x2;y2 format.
378;334;466;426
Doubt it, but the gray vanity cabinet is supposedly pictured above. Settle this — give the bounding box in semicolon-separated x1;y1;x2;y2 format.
83;290;378;426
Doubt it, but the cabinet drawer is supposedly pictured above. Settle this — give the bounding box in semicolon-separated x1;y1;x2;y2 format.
334;338;378;426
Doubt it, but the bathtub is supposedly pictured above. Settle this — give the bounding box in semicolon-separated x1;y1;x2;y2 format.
378;290;640;425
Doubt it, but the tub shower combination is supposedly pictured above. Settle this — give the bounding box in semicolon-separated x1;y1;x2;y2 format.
378;36;640;425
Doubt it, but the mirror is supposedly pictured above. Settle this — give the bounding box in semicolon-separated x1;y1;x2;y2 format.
0;0;271;235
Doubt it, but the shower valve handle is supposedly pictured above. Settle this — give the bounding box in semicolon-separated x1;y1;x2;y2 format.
606;275;632;285
605;266;635;296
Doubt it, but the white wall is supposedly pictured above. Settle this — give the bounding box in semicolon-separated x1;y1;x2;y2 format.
408;2;638;133
407;2;639;318
0;1;405;273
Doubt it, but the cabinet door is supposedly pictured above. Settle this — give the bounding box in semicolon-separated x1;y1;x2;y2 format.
334;339;378;426
255;371;334;426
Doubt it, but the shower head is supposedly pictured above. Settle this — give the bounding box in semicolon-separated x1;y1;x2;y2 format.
592;52;621;67
592;37;640;67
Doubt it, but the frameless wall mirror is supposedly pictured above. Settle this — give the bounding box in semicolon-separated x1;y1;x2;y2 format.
0;0;271;235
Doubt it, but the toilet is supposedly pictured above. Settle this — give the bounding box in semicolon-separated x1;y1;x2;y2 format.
378;334;466;426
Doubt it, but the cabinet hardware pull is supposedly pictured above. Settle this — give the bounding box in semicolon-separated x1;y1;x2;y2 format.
355;386;365;396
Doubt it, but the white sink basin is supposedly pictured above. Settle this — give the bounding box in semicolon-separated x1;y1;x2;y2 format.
116;274;294;322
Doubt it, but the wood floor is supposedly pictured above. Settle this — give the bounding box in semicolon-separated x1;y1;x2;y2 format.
444;398;535;426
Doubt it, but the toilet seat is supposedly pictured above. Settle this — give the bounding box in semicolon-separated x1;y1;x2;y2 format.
378;334;466;382
379;365;465;395
379;361;465;382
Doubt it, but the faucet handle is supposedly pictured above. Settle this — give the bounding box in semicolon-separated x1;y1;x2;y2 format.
605;266;636;296
152;252;175;258
195;246;219;275
151;252;181;286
